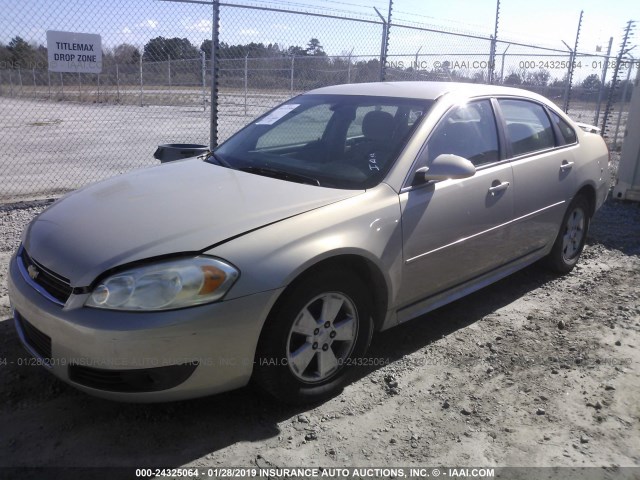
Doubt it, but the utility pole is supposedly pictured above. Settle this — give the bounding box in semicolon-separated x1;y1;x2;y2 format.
602;20;636;137
562;10;583;113
488;0;500;84
209;0;220;149
593;37;613;125
374;0;393;82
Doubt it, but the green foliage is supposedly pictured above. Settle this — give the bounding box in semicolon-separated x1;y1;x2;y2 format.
4;36;46;69
143;37;199;61
549;76;568;87
523;69;550;87
287;45;307;57
306;38;326;56
199;38;329;61
113;44;141;64
503;73;522;85
0;43;11;66
581;73;601;90
8;37;32;57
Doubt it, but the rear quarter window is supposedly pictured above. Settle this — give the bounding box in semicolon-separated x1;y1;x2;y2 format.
550;111;578;145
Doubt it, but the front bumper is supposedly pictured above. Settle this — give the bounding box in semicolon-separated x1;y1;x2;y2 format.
8;252;282;402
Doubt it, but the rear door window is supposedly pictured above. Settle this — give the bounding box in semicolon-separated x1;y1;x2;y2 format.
498;99;555;156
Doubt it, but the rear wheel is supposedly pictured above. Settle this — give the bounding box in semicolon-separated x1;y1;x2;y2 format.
253;269;373;404
544;195;590;273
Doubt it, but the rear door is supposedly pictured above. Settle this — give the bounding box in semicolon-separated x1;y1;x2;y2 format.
497;99;577;257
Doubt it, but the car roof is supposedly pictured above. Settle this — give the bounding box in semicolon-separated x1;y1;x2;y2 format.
307;81;550;103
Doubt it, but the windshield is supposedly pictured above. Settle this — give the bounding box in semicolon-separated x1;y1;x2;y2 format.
212;94;433;189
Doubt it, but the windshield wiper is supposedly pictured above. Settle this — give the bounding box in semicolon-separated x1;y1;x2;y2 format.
239;166;321;186
205;151;232;168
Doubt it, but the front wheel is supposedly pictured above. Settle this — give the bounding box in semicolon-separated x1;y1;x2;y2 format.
252;269;373;404
544;195;590;273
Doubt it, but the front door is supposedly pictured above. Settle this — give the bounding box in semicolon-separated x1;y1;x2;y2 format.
398;99;515;309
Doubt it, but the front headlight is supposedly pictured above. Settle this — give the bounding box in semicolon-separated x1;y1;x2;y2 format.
85;257;239;311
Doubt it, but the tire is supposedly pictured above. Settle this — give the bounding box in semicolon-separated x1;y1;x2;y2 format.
252;269;373;404
544;195;590;274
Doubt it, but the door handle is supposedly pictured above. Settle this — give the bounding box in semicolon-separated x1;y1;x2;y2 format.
560;161;575;172
488;181;510;195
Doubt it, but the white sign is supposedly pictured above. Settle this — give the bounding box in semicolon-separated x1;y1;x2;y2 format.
46;30;102;73
256;104;300;125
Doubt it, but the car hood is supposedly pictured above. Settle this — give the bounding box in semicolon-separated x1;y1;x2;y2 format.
24;159;362;287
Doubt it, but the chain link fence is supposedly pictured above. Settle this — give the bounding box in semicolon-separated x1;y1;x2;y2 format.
0;0;636;202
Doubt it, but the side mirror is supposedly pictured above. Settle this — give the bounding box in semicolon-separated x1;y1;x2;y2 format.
416;154;476;182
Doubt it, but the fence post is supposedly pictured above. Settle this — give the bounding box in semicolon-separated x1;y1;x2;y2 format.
32;68;36;98
9;69;13;97
60;72;64;99
499;43;511;83
348;49;353;83
562;10;583;113
488;35;496;83
560;41;573;113
602;20;636;135
488;0;500;84
384;0;394;81
47;69;50;99
209;0;220;149
593;37;613;125
374;7;388;81
18;68;23;96
168;55;171;97
290;55;295;94
116;63;120;102
78;72;81;101
97;73;100;103
244;53;248;116
201;51;206;111
414;47;422;80
139;55;143;107
612;60;634;150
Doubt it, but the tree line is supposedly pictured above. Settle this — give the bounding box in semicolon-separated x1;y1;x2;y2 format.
0;35;328;68
0;35;634;100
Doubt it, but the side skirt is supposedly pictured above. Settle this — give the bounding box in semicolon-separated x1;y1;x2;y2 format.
390;246;547;328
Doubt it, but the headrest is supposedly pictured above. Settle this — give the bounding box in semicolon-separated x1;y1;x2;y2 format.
362;110;395;140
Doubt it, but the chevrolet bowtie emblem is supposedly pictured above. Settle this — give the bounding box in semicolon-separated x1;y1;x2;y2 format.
27;264;39;280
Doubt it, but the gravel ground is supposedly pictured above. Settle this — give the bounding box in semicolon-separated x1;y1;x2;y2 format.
0;171;639;475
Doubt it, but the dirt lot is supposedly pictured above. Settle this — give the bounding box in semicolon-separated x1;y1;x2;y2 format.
0;94;287;202
0;185;639;477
